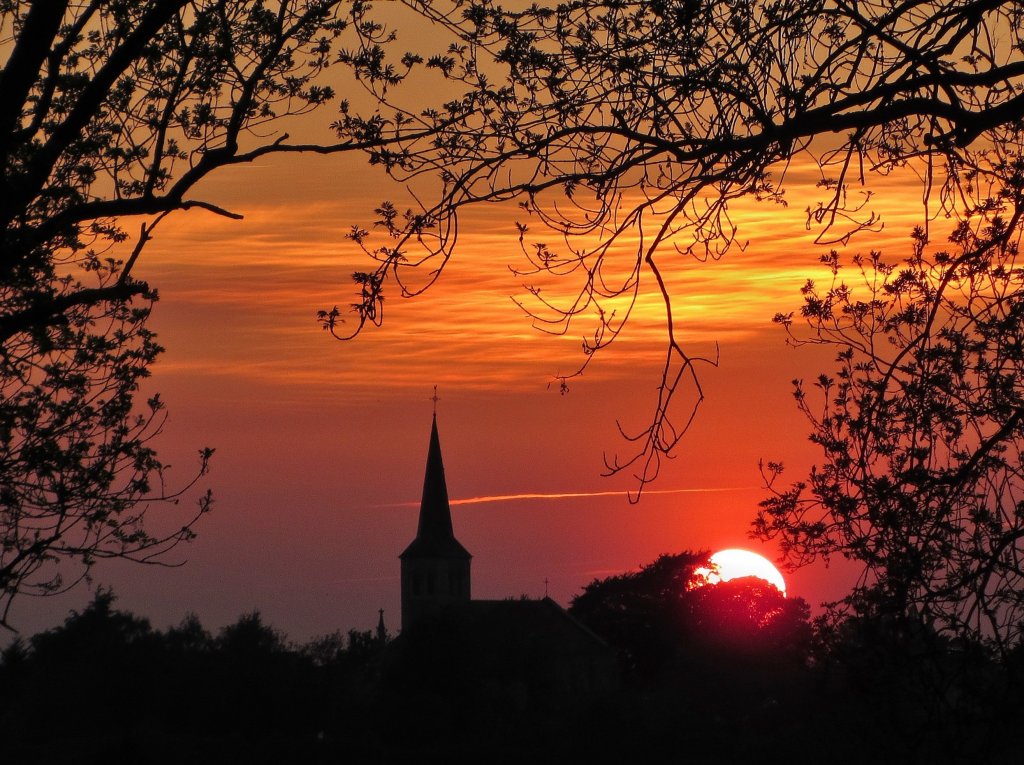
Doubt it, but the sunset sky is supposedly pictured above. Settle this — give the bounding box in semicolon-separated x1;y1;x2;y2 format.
13;16;942;642
19;153;933;642
20;145;936;641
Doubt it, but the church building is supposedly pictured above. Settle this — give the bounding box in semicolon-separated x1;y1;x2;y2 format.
388;410;619;705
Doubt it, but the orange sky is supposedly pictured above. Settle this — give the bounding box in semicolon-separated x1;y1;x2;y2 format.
17;73;944;641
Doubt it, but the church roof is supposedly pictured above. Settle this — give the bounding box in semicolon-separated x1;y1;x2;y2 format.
455;597;613;651
390;597;616;652
400;414;472;561
380;597;619;699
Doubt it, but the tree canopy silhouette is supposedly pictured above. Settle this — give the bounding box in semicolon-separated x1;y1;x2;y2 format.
327;0;1024;495
0;0;440;629
0;589;389;762
568;551;811;679
756;225;1024;657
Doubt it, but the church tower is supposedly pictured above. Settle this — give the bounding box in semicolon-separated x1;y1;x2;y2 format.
399;413;471;630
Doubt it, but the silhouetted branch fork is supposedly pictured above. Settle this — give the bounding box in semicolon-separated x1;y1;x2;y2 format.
944;407;1024;491
0;282;151;345
10;125;455;269
0;1;190;224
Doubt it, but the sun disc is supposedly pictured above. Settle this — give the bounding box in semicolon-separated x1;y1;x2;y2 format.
694;549;787;596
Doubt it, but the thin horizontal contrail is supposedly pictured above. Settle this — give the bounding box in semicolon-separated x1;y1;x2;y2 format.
376;486;755;508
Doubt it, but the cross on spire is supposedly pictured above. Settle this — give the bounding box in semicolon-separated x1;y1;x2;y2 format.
431;385;440;416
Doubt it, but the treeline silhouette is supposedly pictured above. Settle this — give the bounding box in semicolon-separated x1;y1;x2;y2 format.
2;556;1023;763
568;553;1024;764
0;590;385;764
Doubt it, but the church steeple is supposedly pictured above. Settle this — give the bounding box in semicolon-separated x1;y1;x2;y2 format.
401;414;470;559
399;411;471;630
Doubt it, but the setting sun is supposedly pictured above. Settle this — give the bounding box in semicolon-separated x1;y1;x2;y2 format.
693;549;787;596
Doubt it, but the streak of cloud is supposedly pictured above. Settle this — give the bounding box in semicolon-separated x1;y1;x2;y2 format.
377;485;756;508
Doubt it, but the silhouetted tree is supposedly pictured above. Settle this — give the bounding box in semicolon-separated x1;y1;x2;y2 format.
164;611;213;654
569;551;705;677
343;627;386;669
564;552;816;763
569;551;811;679
757;221;1024;657
327;0;1024;498
217;609;287;657
0;0;445;628
0;588;163;744
687;575;812;659
302;628;349;667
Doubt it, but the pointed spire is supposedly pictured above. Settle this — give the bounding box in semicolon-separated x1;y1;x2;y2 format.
417;413;453;538
400;412;471;560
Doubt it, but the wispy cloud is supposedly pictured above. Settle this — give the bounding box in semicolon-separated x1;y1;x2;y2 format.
377;485;756;508
143;154;942;402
